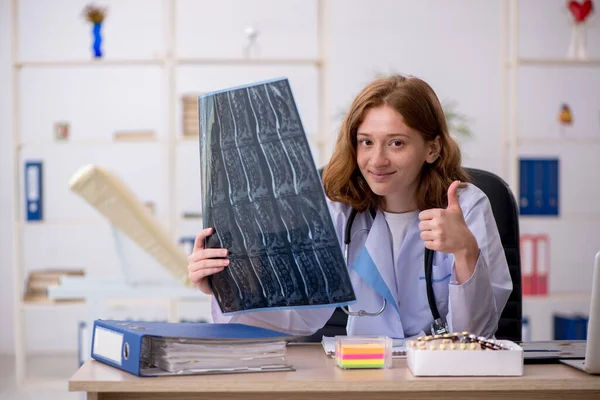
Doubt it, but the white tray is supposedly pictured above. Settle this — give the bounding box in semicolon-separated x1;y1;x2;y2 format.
407;340;524;376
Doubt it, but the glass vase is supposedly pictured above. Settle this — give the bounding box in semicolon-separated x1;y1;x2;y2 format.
92;22;103;58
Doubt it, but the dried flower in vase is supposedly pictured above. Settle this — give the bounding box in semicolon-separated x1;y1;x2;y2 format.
82;4;107;24
81;4;108;58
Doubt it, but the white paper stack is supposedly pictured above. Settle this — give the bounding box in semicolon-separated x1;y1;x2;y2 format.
142;337;293;375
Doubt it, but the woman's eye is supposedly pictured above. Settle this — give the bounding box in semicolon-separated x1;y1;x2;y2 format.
359;139;372;146
390;140;404;147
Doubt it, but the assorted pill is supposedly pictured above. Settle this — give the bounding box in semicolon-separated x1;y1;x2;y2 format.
408;331;511;351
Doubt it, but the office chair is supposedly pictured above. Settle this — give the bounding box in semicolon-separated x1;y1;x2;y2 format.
467;168;522;342
302;167;522;342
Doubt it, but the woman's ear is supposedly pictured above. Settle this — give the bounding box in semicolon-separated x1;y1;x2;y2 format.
426;136;441;164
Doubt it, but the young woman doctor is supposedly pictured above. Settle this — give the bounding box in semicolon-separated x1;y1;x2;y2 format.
187;74;513;339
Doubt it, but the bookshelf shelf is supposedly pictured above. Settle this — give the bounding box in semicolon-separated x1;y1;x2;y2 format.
21;301;86;310
517;137;600;145
19;219;104;227
19;217;170;227
16;59;165;68
515;58;600;67
18;139;165;148
523;293;591;303
177;57;321;66
16;57;324;68
519;214;600;222
178;135;199;143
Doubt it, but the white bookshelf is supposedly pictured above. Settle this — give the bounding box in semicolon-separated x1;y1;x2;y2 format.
15;59;166;67
501;0;599;340
502;0;600;195
514;58;600;67
517;137;600;145
177;57;322;65
11;0;332;388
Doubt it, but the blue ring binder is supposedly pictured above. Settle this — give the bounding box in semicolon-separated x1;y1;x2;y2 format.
25;161;43;221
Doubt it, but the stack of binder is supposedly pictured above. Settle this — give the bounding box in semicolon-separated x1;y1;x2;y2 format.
91;320;295;376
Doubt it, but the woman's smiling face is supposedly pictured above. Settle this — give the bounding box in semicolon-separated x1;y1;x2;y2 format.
356;105;438;212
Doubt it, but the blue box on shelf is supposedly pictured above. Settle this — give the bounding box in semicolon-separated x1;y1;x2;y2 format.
553;314;588;340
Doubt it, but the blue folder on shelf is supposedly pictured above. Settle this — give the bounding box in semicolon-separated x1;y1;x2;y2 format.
519;158;559;216
25;161;43;221
91;319;295;377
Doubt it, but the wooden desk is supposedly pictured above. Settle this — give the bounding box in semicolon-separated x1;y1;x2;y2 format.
69;343;600;400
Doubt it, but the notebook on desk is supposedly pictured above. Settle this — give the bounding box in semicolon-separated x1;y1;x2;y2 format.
521;340;586;361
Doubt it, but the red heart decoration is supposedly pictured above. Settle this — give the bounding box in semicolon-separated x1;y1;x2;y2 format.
568;0;594;23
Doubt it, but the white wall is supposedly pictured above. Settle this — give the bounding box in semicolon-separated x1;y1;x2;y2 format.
329;0;504;174
1;0;599;355
1;0;16;355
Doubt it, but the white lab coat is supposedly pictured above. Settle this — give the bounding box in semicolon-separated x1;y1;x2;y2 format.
211;182;513;339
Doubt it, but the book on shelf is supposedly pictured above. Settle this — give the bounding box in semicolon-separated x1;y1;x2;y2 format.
113;131;156;141
182;94;201;137
23;268;85;304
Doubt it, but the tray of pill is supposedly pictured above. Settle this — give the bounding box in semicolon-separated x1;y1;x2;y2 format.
407;332;523;376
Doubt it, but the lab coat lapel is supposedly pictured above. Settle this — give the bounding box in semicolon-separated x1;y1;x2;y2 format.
350;209;401;316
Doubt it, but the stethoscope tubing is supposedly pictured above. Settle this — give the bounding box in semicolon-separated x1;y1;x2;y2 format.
341;208;445;328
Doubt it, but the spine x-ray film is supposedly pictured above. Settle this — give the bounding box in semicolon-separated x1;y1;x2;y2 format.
198;78;356;314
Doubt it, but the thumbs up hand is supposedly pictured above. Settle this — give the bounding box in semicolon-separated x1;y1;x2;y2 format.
418;181;479;283
445;180;463;214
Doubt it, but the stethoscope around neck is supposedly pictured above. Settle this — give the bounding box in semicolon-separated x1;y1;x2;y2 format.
339;208;450;336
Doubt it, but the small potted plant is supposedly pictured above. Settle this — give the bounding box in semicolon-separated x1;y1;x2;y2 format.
442;99;473;142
